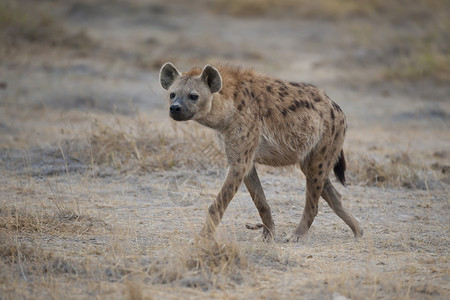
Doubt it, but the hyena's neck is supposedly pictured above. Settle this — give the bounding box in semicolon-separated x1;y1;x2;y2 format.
195;94;234;131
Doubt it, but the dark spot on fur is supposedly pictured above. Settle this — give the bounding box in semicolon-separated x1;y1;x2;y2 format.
237;104;243;111
241;100;246;107
275;80;283;85
318;170;323;176
320;147;326;154
237;157;241;163
334;132;340;141
316;186;320;190
304;101;311;109
229;184;233;190
266;86;273;93
314;178;318;183
319;163;323;169
282;109;288;116
294;100;301;107
244;150;249;155
313;96;321;102
330;109;335;121
289;104;296;111
331;122;335;134
266;108;272;117
246;131;250;137
233;91;238;99
251;91;255;98
331;101;342;112
301;83;315;88
290;81;300;87
319;111;323;118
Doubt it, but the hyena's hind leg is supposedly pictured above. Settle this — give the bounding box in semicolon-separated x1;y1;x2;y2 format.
321;178;363;238
244;166;275;242
285;172;324;242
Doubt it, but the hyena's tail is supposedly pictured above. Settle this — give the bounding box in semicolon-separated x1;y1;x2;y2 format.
333;149;346;186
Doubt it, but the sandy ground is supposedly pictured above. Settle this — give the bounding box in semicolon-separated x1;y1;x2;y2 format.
1;1;449;299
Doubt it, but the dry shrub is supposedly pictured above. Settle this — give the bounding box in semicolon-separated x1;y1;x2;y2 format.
150;235;246;290
346;152;429;189
88;116;225;173
0;235;84;276
0;205;103;236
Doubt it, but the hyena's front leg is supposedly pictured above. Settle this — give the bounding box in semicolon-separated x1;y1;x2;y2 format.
244;166;275;242
200;164;248;237
200;127;258;237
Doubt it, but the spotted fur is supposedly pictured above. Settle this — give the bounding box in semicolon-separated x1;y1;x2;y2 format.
159;63;363;242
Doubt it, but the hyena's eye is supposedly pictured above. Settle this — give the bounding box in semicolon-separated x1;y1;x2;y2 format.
188;94;199;101
169;92;175;99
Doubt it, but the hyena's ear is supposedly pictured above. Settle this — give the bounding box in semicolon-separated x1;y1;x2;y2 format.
159;62;181;90
200;65;222;93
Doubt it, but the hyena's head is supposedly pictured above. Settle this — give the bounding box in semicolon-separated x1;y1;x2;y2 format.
159;62;222;121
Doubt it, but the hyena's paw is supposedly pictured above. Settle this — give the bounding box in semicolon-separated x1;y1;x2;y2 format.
354;227;364;239
246;223;275;243
262;226;275;243
284;231;307;243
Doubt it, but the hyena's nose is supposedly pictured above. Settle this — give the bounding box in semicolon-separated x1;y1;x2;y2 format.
170;104;182;114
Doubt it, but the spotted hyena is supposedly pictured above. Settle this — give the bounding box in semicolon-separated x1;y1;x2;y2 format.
159;63;363;242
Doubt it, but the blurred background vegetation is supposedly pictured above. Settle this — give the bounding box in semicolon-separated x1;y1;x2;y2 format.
213;0;450;83
0;0;449;84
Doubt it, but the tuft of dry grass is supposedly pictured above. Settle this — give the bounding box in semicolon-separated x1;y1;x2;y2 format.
0;234;85;279
345;149;449;190
0;205;104;237
149;235;246;290
346;152;433;189
86;116;225;173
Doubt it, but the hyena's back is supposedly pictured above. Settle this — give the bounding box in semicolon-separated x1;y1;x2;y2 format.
210;66;347;169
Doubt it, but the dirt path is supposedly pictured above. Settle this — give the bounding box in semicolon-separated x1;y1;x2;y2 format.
1;1;449;299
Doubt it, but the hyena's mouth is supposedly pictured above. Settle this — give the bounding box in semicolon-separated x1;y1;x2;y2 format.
170;112;194;121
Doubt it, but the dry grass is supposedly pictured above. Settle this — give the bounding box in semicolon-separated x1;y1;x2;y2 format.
0;205;104;237
85;115;225;173
1;114;449;298
84;116;445;190
346;152;433;189
149;236;247;290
